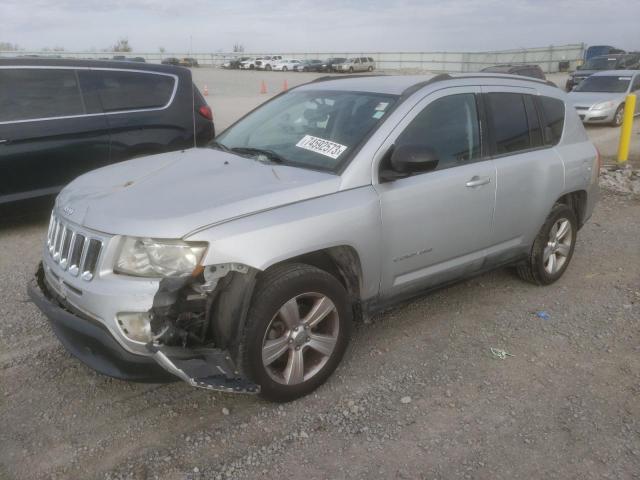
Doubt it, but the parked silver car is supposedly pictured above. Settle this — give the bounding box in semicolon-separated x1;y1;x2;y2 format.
30;74;599;402
568;70;640;125
335;56;376;73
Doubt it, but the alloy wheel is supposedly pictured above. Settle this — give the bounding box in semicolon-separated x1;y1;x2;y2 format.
261;293;339;385
543;218;573;274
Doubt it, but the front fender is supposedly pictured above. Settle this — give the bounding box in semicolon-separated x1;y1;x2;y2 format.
185;187;382;301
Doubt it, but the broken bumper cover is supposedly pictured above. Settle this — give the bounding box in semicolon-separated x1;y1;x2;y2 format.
28;269;259;394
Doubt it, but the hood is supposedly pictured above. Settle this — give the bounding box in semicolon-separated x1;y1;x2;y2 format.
56;148;341;238
567;91;625;107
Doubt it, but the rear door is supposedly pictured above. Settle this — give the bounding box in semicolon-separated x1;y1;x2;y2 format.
0;67;110;204
482;87;564;255
82;68;193;162
631;74;640;114
376;87;496;299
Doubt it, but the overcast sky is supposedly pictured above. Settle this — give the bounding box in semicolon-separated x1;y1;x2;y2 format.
1;0;638;53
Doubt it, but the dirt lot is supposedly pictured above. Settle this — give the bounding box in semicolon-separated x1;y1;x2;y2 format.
1;69;639;480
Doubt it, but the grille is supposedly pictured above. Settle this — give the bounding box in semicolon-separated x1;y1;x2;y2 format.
46;214;103;281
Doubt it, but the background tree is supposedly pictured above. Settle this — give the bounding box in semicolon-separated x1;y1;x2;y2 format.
112;38;132;52
0;42;20;51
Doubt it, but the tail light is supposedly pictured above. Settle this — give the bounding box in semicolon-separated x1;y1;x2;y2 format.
198;105;213;121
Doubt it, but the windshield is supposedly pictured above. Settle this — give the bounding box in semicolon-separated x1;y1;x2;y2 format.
574;75;631;93
215;90;398;172
583;57;619;70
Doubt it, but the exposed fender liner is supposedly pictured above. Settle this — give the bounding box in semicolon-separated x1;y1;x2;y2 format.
209;268;259;366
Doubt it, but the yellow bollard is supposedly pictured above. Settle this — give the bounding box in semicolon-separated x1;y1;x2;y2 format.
617;94;636;165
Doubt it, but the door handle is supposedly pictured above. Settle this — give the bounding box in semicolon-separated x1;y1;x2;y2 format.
465;176;491;188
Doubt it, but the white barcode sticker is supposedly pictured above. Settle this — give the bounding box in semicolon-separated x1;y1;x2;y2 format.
295;135;348;159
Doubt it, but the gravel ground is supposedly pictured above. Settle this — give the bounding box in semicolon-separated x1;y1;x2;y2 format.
1;69;640;480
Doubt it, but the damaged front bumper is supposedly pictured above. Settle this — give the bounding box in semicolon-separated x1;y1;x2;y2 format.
28;265;259;394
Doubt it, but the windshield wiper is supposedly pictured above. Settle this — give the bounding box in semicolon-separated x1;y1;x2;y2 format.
230;147;287;164
209;140;231;153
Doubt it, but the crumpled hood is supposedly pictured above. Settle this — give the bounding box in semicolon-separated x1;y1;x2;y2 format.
56;148;341;238
567;91;625;107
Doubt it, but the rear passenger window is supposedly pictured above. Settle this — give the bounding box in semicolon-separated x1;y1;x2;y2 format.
539;96;565;146
93;71;175;112
396;93;480;170
486;93;531;154
0;68;84;122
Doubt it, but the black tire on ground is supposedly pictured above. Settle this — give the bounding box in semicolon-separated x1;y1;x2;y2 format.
516;203;578;285
349;67;354;73
266;65;272;71
612;104;624;126
240;263;352;402
282;66;287;72
368;66;373;72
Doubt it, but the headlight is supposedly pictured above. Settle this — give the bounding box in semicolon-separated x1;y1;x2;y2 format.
591;101;616;111
115;237;207;277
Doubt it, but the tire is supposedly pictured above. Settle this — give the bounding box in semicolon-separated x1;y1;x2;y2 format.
368;66;373;72
240;263;352;402
282;66;287;72
516;204;577;285
349;67;354;73
612;104;624;126
266;65;272;71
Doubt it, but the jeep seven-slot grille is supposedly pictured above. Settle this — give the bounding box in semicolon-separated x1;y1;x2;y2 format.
46;214;103;281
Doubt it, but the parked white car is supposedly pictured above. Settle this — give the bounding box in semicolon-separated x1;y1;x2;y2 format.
256;56;283;71
273;59;301;72
240;58;261;70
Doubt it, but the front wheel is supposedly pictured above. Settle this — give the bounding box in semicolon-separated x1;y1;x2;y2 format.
349;67;354;73
612;104;624;126
266;65;272;71
282;66;287;72
367;66;373;72
241;264;352;402
516;204;577;285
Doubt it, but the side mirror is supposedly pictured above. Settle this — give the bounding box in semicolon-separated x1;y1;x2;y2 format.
380;144;439;182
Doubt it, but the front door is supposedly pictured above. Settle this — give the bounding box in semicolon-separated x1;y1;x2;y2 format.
374;87;496;299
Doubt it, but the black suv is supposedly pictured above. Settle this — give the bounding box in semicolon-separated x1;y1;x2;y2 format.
0;59;214;204
481;64;546;80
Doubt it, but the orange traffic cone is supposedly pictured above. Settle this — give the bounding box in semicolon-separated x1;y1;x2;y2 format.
203;85;209;96
282;79;288;91
260;80;267;94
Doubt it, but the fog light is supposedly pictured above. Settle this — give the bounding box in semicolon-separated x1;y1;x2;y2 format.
117;312;152;343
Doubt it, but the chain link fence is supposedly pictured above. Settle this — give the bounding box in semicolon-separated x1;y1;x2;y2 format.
0;44;584;73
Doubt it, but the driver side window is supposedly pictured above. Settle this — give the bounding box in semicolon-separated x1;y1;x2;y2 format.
395;93;481;171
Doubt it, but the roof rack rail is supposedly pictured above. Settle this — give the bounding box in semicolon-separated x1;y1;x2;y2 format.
400;74;452;97
311;74;388;83
452;73;554;87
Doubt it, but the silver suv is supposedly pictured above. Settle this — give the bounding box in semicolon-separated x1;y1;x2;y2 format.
30;74;599;402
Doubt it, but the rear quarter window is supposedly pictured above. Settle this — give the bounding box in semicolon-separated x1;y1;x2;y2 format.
538;96;565;146
93;70;175;112
0;68;84;122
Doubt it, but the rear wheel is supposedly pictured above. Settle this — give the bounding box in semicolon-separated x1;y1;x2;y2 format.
266;65;272;71
241;264;352;402
282;66;288;72
517;204;577;285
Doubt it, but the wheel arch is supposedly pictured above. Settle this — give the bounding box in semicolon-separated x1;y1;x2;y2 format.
264;245;364;304
555;190;588;228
